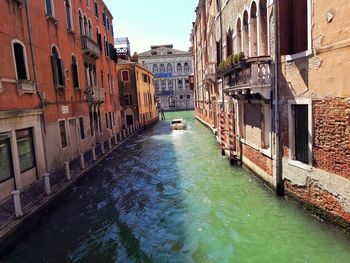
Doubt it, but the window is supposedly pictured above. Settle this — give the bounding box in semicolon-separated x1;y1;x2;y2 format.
12;41;28;80
96;28;102;51
184;62;189;74
101;70;104;89
105;113;109;129
177;63;182;74
187;94;190;99
65;0;73;31
216;40;222;65
280;0;309;55
94;1;98;17
161;80;166;91
51;47;65;87
178;80;183;89
104;35;109;57
168;80;173;90
160;64;165;73
71;56;79;88
124;93;132;106
78;11;83;36
291;104;310;164
16;128;36;173
45;0;54;16
79;117;85;140
59;120;68;148
86;0;90;7
0;136;14;183
102;11;106;26
143;74;148;83
180;95;183;100
154;80;159;92
88;20;93;38
121;70;129;81
226;28;233;57
109;112;113;127
167;63;172;73
153;64;158;73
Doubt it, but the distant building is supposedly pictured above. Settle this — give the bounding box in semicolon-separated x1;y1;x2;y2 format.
138;45;194;111
116;62;158;128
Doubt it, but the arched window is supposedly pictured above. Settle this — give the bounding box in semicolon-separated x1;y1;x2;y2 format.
83;15;88;36
259;0;268;56
154;80;159;91
96;27;102;51
243;11;249;56
184;62;189;74
51;46;64;86
236;18;242;53
71;55;79;88
161;80;166;91
226;28;233;57
167;63;172;73
159;64;165;73
153;64;158;73
250;2;258;57
78;11;83;36
12;41;29;80
104;35;109;57
178;79;183;89
65;0;73;31
88;20;93;38
45;0;55;17
177;63;182;74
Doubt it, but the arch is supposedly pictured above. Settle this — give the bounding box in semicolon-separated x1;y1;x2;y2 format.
243;10;249;56
83;15;88;36
104;34;108;56
168;79;173;90
178;79;183;89
177;63;182;74
71;54;79;88
51;46;64;86
78;10;83;36
161;80;166;91
226;27;233;57
159;63;165;73
250;1;258;57
11;39;29;80
153;64;158;73
96;26;102;51
184;62;189;74
64;0;73;31
167;63;172;73
236;17;242;53
259;0;268;55
88;19;93;38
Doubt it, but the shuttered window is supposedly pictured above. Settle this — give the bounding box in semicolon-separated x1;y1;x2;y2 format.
293;105;309;164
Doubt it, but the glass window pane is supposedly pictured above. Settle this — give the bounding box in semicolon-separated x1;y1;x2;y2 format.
16;129;36;173
0;137;14;182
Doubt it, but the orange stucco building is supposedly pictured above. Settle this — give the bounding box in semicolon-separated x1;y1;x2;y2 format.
0;0;121;201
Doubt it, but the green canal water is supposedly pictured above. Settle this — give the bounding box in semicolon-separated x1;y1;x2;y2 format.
3;111;350;263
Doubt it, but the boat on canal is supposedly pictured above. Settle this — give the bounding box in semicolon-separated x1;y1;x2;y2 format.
170;118;187;130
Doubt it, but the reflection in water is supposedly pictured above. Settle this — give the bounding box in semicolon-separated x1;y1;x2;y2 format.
3;111;350;263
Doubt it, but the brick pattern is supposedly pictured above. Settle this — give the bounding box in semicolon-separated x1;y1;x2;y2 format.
313;98;350;180
243;144;273;176
285;181;350;223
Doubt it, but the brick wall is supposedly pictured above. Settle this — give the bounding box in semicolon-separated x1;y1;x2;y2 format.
243;144;273;176
313;98;350;180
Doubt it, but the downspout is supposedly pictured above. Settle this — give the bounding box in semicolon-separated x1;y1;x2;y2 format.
25;0;49;174
273;0;284;195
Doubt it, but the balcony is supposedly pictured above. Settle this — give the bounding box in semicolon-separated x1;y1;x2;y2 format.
221;57;272;100
81;36;101;58
86;87;105;105
17;80;36;95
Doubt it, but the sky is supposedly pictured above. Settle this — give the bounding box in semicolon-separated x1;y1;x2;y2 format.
104;0;198;54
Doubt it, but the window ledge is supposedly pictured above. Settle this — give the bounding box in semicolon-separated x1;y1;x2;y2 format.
283;50;312;62
67;29;76;36
46;14;58;25
288;159;313;171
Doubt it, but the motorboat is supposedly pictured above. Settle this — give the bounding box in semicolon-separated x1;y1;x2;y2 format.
170;118;187;130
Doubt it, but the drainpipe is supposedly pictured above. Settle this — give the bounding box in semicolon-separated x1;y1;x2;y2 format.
273;0;284;195
25;0;49;174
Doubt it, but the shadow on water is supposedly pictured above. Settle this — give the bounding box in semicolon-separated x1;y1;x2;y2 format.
2;111;350;263
2;118;190;263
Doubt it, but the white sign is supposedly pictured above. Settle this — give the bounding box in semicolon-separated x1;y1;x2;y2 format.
62;106;69;114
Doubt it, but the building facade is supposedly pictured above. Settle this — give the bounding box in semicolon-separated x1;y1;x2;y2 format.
116;62;158;128
191;0;350;230
138;45;194;111
0;0;121;202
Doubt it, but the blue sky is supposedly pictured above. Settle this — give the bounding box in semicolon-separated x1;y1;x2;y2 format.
104;0;198;54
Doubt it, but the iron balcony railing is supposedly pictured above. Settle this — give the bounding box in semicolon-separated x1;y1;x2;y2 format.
81;36;101;58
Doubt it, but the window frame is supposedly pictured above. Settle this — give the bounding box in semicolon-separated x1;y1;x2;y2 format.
64;0;74;31
121;70;130;82
288;99;313;170
45;0;55;17
12;40;30;81
79;116;85;140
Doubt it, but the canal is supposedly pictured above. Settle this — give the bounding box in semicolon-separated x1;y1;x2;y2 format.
2;111;350;263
